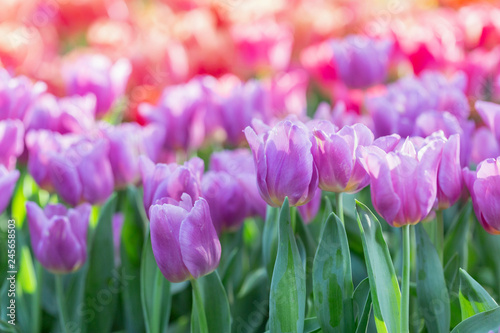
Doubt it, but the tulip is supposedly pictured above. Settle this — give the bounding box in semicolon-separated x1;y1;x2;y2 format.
331;35;392;89
470;127;500;165
0;69;47;121
201;171;249;233
210;149;267;218
463;157;500;235
359;138;443;227
311;122;400;193
297;189;322;224
244;119;319;207
58;94;97;134
0;166;19;214
475;100;500;142
101;122;165;188
140;156;203;214
63;54;131;116
23;93;61;132
0;119;24;170
149;194;221;283
26;201;91;273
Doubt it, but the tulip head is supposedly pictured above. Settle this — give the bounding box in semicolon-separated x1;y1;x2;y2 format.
0;166;19;214
0;119;24;170
149;194;221;283
359;138;443;227
26;201;91;273
464;157;500;235
244;119;319;207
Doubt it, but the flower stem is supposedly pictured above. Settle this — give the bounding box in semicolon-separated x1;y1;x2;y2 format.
337;192;344;224
435;210;444;263
191;278;208;333
55;274;68;333
401;224;411;333
151;267;164;333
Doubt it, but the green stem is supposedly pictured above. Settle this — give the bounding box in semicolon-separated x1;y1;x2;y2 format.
401;224;411;333
55;274;68;333
151;268;164;333
191;279;208;333
337;192;344;224
435;210;444;263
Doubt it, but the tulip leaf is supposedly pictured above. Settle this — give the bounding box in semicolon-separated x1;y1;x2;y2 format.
191;270;231;333
312;212;354;333
415;224;450;333
83;194;119;333
444;203;471;269
353;278;372;333
140;229;171;333
450;307;500;333
458;269;499;320
263;317;321;333
444;254;461;327
355;201;401;333
269;197;306;333
120;187;146;332
262;205;280;282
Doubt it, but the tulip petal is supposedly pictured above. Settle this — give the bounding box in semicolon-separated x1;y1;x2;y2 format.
179;198;221;279
49;156;82;206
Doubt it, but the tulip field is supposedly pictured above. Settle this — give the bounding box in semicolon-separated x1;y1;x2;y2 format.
2;0;500;332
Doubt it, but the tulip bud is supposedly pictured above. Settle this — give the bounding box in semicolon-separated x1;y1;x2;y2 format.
359;138;443;227
463;157;500;235
475;100;500;142
149;194;221;283
244;119;318;207
209;149;267;218
0;119;24;170
140;156;203;214
201;171;249;233
26;201;91;273
0;166;19;214
63;54;131;116
331;35;392;89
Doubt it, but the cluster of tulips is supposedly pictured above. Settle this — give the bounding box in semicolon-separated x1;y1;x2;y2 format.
2;0;500;333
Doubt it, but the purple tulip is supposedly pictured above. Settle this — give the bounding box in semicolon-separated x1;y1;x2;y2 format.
417;133;463;209
63;54;131;116
359;137;443;227
297;189;322;224
471;127;500;165
0;166;19;214
0;69;47;121
49;137;114;206
463;157;500;235
140;156;204;214
100;122;165;188
244;118;319;207
0;119;24;170
476;100;500;142
331;35;392;89
138;77;216;151
58;94;97;134
23;93;61;132
26;201;91;273
210;149;267;218
201;171;249;232
113;213;124;267
149;194;221;283
311;122;400;193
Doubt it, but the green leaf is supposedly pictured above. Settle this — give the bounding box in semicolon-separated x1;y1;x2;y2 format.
312;213;353;332
304;317;322;332
355;201;401;333
83;194;119;333
269;198;306;333
263;206;280;282
120;187;146;332
444;253;461;328
444;203;471;269
140;229;171;333
191;271;231;333
353;278;372;333
415;224;450;333
459;269;499;320
450;307;500;333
